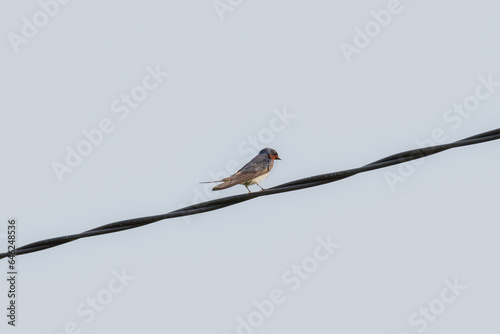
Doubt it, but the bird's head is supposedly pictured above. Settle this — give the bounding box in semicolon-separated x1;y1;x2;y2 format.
260;148;281;160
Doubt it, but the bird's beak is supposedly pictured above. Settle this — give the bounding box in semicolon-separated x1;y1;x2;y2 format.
273;155;281;160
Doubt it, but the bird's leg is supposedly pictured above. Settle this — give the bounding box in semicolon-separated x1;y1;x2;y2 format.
245;185;252;193
256;183;266;191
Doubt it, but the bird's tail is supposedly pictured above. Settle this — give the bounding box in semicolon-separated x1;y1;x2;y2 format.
200;178;238;191
212;180;238;191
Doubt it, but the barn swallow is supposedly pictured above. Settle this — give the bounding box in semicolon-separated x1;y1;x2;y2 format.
202;148;281;193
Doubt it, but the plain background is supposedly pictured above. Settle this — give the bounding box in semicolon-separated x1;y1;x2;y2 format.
1;0;499;333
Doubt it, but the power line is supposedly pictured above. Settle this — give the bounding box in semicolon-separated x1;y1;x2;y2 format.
1;127;499;260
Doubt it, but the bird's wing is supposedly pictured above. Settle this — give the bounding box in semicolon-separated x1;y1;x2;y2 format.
202;154;274;186
223;156;273;184
201;156;271;184
238;155;272;173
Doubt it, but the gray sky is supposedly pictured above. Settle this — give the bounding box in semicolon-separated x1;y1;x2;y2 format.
1;0;499;333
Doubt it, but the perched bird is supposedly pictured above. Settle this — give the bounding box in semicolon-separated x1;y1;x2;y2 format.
202;148;281;193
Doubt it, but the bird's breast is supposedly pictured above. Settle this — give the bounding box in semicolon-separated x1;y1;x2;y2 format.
249;172;270;185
